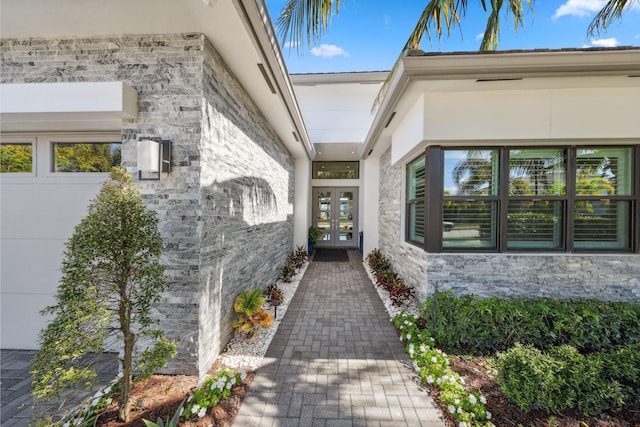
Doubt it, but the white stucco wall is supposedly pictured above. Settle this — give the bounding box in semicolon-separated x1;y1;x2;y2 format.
1;134;116;349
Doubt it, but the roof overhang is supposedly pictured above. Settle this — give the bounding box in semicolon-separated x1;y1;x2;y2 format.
361;48;640;159
0;0;314;159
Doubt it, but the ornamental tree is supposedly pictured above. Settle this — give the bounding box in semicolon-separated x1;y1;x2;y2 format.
31;168;176;423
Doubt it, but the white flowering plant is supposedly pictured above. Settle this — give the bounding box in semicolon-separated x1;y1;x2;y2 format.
392;312;432;345
57;382;120;427
393;312;494;427
181;368;247;420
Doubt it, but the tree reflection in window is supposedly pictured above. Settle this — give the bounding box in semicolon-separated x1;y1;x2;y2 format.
53;143;121;172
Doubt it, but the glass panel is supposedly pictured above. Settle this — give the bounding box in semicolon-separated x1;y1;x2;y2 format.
507;200;563;249
576;147;633;196
409;202;425;244
312;161;359;179
443;201;497;248
53;142;121;172
316;191;332;241
0;143;33;173
574;200;630;250
509;149;566;195
339;191;353;241
407;156;425;200
444;150;499;196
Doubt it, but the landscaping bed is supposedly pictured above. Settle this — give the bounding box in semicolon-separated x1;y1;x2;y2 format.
366;248;640;427
57;247;639;426
447;356;640;426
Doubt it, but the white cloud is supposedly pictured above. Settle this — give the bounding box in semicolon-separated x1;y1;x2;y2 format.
310;44;349;58
475;32;484;41
588;37;620;47
554;0;606;19
283;41;300;49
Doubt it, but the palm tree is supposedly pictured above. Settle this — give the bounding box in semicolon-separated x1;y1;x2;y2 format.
276;0;637;105
277;0;635;53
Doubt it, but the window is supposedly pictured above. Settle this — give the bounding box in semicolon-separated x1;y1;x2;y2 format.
312;161;359;179
574;147;634;250
442;149;499;249
406;145;638;253
507;148;566;249
1;143;33;173
52;142;121;172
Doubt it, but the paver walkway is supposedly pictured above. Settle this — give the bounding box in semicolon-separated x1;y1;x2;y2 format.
1;350;118;426
1;350;41;427
234;249;446;427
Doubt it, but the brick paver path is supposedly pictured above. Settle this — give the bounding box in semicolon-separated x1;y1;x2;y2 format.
234;250;445;427
1;350;117;426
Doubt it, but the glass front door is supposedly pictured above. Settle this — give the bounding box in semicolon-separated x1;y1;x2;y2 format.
313;187;358;248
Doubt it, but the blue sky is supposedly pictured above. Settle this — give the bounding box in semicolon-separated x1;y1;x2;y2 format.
265;0;640;73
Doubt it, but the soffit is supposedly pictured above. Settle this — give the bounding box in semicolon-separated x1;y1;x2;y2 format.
0;0;312;159
362;49;640;159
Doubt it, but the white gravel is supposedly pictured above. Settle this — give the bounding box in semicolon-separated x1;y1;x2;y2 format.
216;258;420;371
216;262;309;370
362;262;420;319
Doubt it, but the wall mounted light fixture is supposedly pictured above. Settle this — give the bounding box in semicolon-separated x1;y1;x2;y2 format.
137;137;171;181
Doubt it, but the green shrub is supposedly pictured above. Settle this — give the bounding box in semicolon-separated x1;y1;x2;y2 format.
420;291;640;354
495;343;640;416
598;343;640;402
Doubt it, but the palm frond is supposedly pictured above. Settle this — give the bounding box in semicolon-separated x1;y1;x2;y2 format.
276;0;344;52
588;0;637;36
373;0;534;111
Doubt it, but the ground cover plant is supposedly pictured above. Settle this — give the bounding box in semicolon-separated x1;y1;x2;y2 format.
400;290;640;424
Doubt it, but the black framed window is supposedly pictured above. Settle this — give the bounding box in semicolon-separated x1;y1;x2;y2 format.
442;149;499;250
405;145;639;253
574;147;634;250
312;161;359;179
507;148;566;250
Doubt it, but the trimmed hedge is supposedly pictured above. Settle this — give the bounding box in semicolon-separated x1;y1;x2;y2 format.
495;343;640;415
419;291;640;354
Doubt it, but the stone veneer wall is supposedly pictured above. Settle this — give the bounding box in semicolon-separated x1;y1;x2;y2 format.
0;33;294;376
378;147;640;303
197;38;294;375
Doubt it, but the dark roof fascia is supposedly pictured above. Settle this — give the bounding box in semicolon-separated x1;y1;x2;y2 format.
402;47;640;80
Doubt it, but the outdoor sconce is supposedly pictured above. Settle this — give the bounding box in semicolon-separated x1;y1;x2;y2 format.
137;137;171;181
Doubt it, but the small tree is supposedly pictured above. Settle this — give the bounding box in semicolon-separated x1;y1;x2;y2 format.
31;168;176;423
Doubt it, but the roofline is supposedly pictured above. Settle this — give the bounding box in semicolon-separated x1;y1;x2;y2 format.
238;0;315;159
291;71;389;85
360;47;640;159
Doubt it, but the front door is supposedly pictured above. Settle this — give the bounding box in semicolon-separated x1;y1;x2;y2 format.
313;187;358;248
